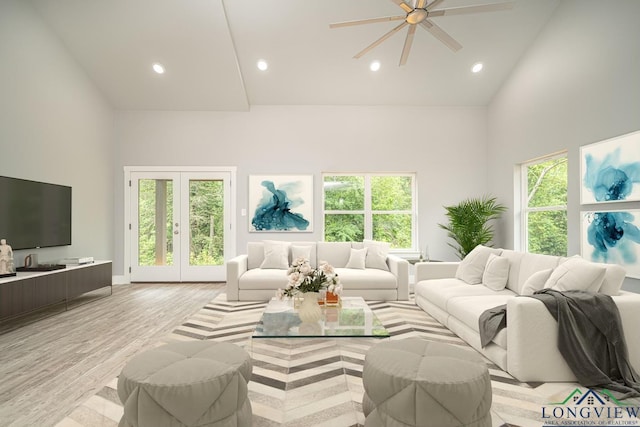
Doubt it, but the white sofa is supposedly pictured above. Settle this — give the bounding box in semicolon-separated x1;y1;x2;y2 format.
414;246;640;383
226;241;409;301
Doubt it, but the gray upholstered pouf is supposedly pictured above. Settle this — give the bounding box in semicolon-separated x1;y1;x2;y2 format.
117;341;252;427
362;338;492;427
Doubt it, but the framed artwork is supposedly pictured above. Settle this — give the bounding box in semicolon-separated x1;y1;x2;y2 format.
580;130;640;204
249;175;313;232
581;209;640;278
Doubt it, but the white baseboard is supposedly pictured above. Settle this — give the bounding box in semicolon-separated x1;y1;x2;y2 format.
112;275;129;285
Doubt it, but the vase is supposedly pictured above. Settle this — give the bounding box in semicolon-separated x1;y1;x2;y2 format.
298;292;322;323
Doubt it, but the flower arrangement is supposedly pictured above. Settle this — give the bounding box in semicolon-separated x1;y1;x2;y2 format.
276;257;342;299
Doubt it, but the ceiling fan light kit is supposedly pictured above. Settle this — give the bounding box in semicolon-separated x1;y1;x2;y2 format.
330;0;514;66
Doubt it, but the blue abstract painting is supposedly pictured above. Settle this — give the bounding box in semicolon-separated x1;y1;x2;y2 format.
249;175;313;232
580;130;640;204
581;210;640;278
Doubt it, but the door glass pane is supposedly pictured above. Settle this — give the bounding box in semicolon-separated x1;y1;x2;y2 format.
373;214;412;248
324;214;364;242
138;179;174;266
189;180;224;266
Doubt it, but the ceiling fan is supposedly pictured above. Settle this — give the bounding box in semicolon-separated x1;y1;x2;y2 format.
329;0;514;66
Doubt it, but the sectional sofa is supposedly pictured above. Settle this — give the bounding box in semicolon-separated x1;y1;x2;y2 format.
226;240;409;301
414;246;640;382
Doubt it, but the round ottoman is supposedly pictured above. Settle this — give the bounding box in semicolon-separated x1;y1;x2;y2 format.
362;338;492;427
117;341;252;427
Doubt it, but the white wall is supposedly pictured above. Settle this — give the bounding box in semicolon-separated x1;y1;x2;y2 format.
487;0;640;291
0;1;114;266
113;106;487;276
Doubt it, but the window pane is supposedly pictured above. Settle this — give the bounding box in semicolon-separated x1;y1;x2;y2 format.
527;210;567;256
372;214;412;249
324;214;364;242
189;180;224;266
371;176;412;210
324;176;364;210
527;157;567;208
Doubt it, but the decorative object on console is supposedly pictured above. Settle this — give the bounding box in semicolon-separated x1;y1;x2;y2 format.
24;253;38;268
438;195;506;259
249;175;313;232
581;210;640;278
580;130;640;204
0;239;15;277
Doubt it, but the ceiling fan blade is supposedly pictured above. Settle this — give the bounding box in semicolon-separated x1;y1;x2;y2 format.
428;2;514;17
419;19;462;52
354;21;409;59
399;25;417;66
389;0;413;13
425;0;445;10
329;15;406;29
416;0;427;8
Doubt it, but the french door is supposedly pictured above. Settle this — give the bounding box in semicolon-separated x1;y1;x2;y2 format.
129;170;233;282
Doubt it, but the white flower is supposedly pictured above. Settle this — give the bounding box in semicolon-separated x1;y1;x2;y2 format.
299;263;312;275
321;263;335;275
275;288;285;300
288;271;303;285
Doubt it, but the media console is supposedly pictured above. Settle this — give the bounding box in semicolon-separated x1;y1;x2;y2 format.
0;260;112;323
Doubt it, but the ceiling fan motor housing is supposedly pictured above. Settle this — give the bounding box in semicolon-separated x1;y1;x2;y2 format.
406;9;428;25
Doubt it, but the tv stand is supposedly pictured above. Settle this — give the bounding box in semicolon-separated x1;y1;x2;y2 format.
0;261;112;325
16;264;66;272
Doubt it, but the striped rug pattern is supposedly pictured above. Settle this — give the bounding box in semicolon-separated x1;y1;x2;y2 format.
57;295;569;427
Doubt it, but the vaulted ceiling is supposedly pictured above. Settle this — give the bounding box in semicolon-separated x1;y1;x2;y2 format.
30;0;559;111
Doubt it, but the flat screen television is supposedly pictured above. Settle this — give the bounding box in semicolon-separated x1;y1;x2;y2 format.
0;176;72;250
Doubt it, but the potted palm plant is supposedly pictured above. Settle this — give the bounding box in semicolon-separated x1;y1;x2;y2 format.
438;195;506;259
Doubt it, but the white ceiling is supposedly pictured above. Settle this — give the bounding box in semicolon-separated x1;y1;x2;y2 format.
30;0;559;111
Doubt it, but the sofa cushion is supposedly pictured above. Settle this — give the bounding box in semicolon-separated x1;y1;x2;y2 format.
238;268;288;290
596;263;626;296
512;252;561;294
520;268;553;296
260;240;290;269
334;268;397;290
414;278;514;312
544;255;606;292
363;240;390;271
482;254;510;291
317;242;352;268
446;294;516;336
345;248;368;269
455;245;502;285
291;245;312;265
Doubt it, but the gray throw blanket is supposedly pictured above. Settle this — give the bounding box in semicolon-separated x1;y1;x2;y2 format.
478;289;640;398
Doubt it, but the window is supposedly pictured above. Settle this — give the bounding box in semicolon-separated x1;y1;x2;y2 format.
521;154;568;256
323;173;416;250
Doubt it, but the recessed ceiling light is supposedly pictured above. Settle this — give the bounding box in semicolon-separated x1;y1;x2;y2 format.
152;63;165;74
370;61;381;72
471;62;483;73
257;60;268;71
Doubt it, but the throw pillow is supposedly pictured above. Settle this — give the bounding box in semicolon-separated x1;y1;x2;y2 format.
520;268;554;296
291;245;312;265
260;241;289;269
482;254;510;291
596;263;626;296
543;255;606;292
455;245;502;285
363;239;390;271
345;248;368;269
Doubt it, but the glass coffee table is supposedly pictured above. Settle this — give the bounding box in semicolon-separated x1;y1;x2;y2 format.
252;296;389;339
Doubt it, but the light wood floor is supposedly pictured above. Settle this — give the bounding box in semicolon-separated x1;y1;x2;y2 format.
0;282;224;427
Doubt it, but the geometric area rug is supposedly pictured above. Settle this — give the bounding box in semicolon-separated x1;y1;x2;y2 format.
56;294;606;427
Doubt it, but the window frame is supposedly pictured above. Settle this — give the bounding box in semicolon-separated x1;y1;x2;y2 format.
322;172;418;252
519;152;568;255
